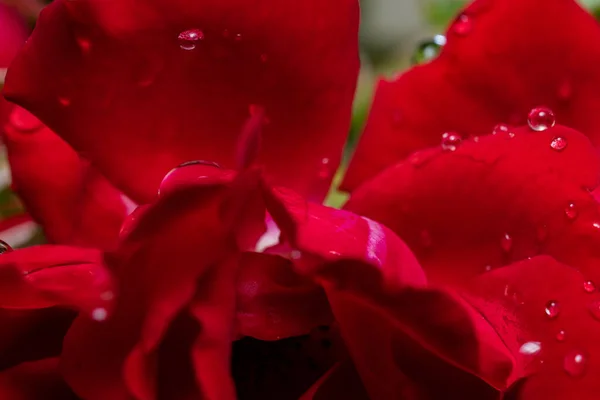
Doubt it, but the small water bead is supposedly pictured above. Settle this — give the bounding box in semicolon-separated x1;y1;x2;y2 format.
584;281;596;293
594;222;600;230
441;132;462;151
550;137;568;152
100;291;114;301
565;203;578;220
318;158;332;179
519;341;542;356
91;307;108;322
589;300;600;321
290;250;302;260
501;233;513;252
453;14;473;36
58;96;72;107
556;330;567;342
563;350;587;377
484;265;493;272
235;33;243;42
178;29;204;50
158;160;222;197
545;300;561;319
0;240;13;254
492;124;510;135
412;35;446;65
527;107;556;131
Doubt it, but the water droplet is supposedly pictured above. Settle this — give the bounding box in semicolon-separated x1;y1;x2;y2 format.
473;136;480;143
563;350;587;377
158;160;222;197
545;300;561;319
593;222;600;229
584;281;596;293
234;33;243;41
565;203;578;220
519;341;541;355
589;300;600;320
550;137;568;152
527;107;556;131
58;96;71;107
178;29;204;50
492;124;510;135
501;233;513;252
0;240;13;254
91;307;108;321
9;108;42;132
556;330;566;342
441;132;462;151
328;251;341;257
412;35;446;65
453;14;473;36
290;250;302;260
484;265;493;272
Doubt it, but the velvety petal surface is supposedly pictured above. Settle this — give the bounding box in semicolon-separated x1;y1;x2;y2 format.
0;358;78;400
5;0;360;202
346;125;600;287
4;106;128;249
466;256;600;399
343;0;600;190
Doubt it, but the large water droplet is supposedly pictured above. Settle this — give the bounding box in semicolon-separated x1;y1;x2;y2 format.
178;29;204;50
412;35;446;65
519;341;542;356
91;307;108;321
545;300;561;319
584;281;596;293
527;107;556;131
492;124;510;135
0;240;13;254
589;300;600;321
441;132;462;151
550;137;568;152
556;330;566;342
158;160;222;197
565;203;578;220
563;350;587;377
501;233;513;252
318;158;332;179
453;14;473;36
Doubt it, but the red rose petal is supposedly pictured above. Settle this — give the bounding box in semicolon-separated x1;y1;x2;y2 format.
345;126;600;287
343;0;600;190
3;107;128;249
466;256;600;399
62;173;259;399
0;358;77;400
0;245;114;317
299;362;369;400
237;252;332;340
5;0;359;202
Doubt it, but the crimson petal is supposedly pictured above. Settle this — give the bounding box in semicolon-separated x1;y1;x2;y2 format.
343;0;600;190
0;358;77;399
346;126;600;287
5;0;359;202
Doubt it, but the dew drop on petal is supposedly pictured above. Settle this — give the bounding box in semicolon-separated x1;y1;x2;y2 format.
290;250;302;260
158;160;222;197
92;307;108;321
318;158;332;179
584;281;596;293
589;300;600;321
550;137;568;152
492;124;510;135
100;291;114;301
563;350;587;377
9;108;42;132
453;14;472;36
178;29;204;50
527;107;556;131
593;222;600;230
565;203;578;220
519;341;541;356
412;35;445;65
58;96;71;107
501;233;513;252
556;330;566;342
441;132;462;151
0;240;13;254
545;300;560;319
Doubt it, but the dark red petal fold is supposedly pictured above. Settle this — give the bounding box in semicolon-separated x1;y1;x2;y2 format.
0;245;114;316
5;0;359;202
343;0;600;190
346;126;600;287
466;256;600;399
0;358;77;399
3;106;128;249
299;362;369;400
62;173;257;399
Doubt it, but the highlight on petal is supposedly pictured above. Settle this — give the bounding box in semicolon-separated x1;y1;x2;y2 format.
343;0;600;190
346;125;600;287
5;0;360;202
465;256;600;399
0;245;114;318
3;106;127;249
